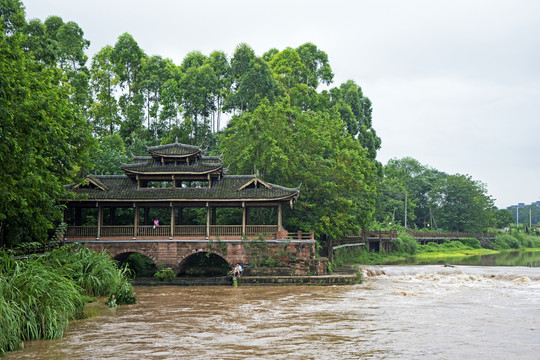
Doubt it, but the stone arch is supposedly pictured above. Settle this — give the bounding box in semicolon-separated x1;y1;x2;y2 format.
177;248;232;267
176;249;231;277
110;248;159;266
112;250;159;277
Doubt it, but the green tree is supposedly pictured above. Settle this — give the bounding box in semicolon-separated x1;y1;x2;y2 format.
24;18;56;66
56;21;89;71
295;42;334;89
380;157;441;229
205;50;230;132
220;99;377;245
226;43;279;113
229;43;255;83
225;57;278;113
268;47;307;99
428;174;494;232
159;77;182;135
90;45;120;136
139;55;173;136
113;32;146;96
112;33;146;143
90;134;128;175
330;80;380;159
0;2;93;245
494;209;514;229
179;63;218;145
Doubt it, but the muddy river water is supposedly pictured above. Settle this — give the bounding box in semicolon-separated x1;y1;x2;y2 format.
9;265;540;359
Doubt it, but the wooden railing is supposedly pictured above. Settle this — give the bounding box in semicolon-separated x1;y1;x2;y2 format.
102;226;134;237
175;225;206;237
65;225;297;239
246;225;278;236
362;230;398;239
209;225;241;236
137;225;170;237
66;226;97;238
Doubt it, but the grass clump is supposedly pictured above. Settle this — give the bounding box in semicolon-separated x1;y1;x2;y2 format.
0;252;85;354
392;231;418;255
154;268;176;281
0;245;136;355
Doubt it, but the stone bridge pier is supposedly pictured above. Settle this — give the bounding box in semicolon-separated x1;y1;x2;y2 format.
68;239;326;276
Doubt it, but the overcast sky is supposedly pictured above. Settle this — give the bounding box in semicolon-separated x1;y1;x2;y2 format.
22;0;540;209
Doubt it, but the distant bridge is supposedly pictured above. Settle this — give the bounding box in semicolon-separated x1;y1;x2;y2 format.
405;231;496;245
330;230;498;259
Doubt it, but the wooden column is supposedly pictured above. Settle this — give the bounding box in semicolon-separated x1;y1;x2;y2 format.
134;205;139;238
170;204;175;238
242;201;246;236
278;203;283;230
97;205;103;239
206;203;210;238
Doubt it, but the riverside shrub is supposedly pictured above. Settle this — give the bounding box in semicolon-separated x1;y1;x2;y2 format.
458;238;481;249
494;234;520;250
0;246;136;354
393;231;418;255
0;252;85;354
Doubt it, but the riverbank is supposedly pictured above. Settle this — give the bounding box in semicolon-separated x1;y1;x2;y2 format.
331;232;540;269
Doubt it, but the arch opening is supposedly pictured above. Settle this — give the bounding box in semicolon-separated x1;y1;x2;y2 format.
114;252;158;278
178;252;230;277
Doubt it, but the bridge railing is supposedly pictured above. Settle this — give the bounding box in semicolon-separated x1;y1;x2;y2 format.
361;230;398;239
66;226;98;238
278;230;315;240
65;225;288;239
246;225;278;237
138;225;170;237
406;230;496;239
209;225;242;237
102;226;135;237
175;225;206;237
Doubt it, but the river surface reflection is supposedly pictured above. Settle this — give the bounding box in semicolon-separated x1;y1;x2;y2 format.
9;265;540;360
390;249;540;267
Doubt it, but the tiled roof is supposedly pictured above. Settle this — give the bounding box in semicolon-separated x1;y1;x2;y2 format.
121;160;222;174
132;156;151;164
200;156;222;164
147;142;200;156
66;175;299;201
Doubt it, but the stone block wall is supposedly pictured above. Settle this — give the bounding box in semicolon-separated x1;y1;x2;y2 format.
73;239;327;276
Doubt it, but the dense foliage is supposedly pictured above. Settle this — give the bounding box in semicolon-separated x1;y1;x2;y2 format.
0;0;93;246
374;157;498;232
0;245;135;354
